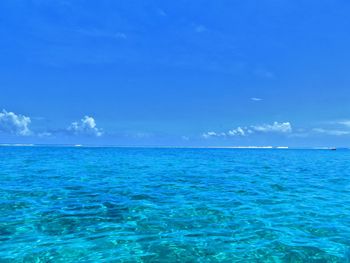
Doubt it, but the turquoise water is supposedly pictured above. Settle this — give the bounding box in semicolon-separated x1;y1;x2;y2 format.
0;147;349;262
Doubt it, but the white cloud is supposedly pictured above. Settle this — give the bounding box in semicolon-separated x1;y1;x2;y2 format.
251;97;262;101
312;128;350;136
252;122;292;133
303;120;350;136
202;121;292;139
227;127;246;136
0;110;31;136
338;120;350;127
68;116;103;137
202;131;219;138
202;131;227;138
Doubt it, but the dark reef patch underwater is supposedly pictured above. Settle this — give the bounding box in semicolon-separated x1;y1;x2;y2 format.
0;147;350;262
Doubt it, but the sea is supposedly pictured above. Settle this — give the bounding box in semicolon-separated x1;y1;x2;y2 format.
0;147;349;262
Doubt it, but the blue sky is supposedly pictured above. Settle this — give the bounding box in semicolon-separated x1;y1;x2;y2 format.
1;0;350;147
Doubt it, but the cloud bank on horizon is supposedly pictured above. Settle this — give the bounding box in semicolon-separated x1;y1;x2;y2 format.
1;108;350;145
202;122;292;138
0;109;103;138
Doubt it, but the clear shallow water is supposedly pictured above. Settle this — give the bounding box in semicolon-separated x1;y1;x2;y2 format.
0;147;350;262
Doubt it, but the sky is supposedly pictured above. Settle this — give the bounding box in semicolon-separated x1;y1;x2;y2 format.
1;0;350;147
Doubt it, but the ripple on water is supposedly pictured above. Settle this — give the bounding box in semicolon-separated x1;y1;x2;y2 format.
0;147;349;262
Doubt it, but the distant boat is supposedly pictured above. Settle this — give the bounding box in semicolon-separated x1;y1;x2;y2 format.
329;147;337;151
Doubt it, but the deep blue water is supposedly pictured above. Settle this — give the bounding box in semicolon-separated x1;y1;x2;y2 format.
0;147;349;262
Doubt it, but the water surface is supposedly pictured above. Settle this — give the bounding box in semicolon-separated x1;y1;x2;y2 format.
0;147;349;262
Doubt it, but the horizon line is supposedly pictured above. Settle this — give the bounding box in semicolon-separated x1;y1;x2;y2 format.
0;143;347;150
